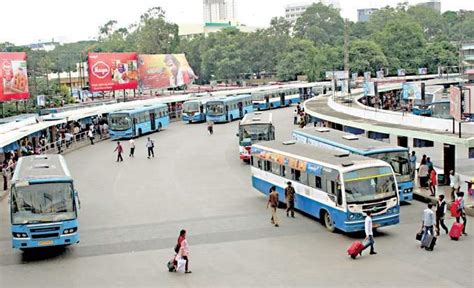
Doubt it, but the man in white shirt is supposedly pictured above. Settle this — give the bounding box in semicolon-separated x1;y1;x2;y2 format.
449;170;461;201
129;139;135;157
421;203;435;248
362;210;377;255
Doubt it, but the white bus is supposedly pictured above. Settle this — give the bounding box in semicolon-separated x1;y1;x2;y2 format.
237;112;275;162
250;140;400;233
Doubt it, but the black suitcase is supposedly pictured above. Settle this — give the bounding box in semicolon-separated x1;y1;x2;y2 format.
416;231;422;241
422;234;437;251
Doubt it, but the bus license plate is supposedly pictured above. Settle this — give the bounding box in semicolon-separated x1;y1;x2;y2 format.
39;240;53;245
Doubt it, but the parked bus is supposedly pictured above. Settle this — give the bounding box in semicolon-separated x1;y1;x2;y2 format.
206;94;254;123
251;140;400;233
292;128;413;203
182;97;211;123
10;155;80;250
237;112;275;161
108;103;170;139
252;87;301;110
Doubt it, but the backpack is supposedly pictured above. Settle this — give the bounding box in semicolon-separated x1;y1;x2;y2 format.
451;200;461;217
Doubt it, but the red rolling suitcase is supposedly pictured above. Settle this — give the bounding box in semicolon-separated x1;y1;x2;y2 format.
347;241;364;259
449;222;464;240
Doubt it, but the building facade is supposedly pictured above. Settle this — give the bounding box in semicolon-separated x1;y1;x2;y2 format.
416;1;441;13
357;8;378;22
203;0;236;24
285;0;340;23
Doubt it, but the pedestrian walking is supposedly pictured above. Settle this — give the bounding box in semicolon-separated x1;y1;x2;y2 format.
361;210;377;255
293;110;298;125
285;181;296;218
429;168;437;196
114;142;124;162
56;135;63;154
2;161;8;191
435;195;449;236
449;170;461;201
88;129;95;145
455;192;468;235
410;151;417;178
426;157;434;171
129;139;135;157
146;137;154;159
65;132;73;149
267;186;279;227
421;203;435;249
207;121;214;135
175;229;192;273
419;159;429;188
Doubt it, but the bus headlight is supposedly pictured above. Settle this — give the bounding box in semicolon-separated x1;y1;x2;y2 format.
63;228;77;234
13;232;28;238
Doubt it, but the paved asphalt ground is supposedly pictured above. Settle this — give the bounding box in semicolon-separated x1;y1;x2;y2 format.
0;106;472;287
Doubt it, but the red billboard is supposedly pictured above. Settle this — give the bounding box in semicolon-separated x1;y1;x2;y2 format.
88;52;138;92
0;52;29;102
450;86;462;122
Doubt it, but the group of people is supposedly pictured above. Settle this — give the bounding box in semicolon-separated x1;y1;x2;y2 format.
266;182;296;228
294;104;307;128
415;153;438;196
1;151;18;191
113;137;155;162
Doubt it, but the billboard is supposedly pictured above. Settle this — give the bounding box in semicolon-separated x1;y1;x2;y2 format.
364;72;371;81
402;82;421;100
397;69;406;76
363;81;375;96
325;70;348;80
450;86;462;121
138;54;196;89
376;70;384;79
418;68;428;75
88;52;138;92
0;52;29;102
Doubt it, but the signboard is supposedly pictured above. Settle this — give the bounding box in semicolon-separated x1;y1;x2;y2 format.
325;71;348;80
352;73;358;80
418;68;428;75
397;69;406;76
0;52;29;102
402;82;421;100
464;85;474;115
88;52;138;92
36;95;45;107
138;54;196;89
376;70;384;79
363;81;375;97
364;72;371;81
450;86;462;121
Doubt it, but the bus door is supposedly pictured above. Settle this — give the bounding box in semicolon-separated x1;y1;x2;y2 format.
150;112;156;130
265;95;269;107
238;102;243;118
280;92;285;106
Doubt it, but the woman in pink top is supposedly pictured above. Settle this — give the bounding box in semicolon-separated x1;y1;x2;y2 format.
175;229;191;273
429;169;437;196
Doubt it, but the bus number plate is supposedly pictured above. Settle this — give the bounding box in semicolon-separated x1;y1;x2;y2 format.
39;240;53;245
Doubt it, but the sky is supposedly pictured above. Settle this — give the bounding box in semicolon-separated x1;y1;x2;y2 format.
1;0;473;45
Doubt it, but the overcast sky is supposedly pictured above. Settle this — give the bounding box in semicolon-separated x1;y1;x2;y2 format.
1;0;472;45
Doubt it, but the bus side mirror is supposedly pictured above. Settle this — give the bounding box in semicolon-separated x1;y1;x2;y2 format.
336;184;343;206
75;191;81;209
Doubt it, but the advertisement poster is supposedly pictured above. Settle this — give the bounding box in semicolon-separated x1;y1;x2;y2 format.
88;52;138;92
397;69;406;76
450;86;462;121
352;73;358;80
364;72;371;81
376;70;384;79
138;54;196;89
418;68;428;75
0;52;29;102
402;83;421;100
363;81;375;96
325;71;348;80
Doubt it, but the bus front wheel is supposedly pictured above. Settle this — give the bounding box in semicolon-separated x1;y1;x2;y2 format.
322;211;335;233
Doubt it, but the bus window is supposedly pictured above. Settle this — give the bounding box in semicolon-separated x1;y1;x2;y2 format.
271;162;280;175
300;172;308;185
282;166;289;178
327;180;336;195
292;169;301;181
315;176;322;189
264;161;271;172
308;175;316;188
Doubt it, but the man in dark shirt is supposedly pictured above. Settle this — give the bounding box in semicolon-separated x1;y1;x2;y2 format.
267;186;279;227
285;182;296;218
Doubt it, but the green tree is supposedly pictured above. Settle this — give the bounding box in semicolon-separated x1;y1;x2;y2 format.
349;40;388;74
276;39;314;81
294;3;344;45
422;41;458;73
407;6;445;40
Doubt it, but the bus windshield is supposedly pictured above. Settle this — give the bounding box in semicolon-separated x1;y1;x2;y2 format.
183;101;200;113
344;167;397;204
370;151;411;181
109;114;132;131
431;102;451;119
207;102;225;115
240;124;274;142
11;182;76;224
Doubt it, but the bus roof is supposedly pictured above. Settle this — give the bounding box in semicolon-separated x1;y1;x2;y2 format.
12;155;72;183
240;112;272;126
253;140;386;171
207;94;252;103
293;128;408;155
110;103;168;115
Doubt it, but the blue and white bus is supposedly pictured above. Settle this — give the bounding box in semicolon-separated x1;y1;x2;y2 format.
292;128;413;203
252;87;301;110
206;94;254;123
10;155;80;250
182;97;211;123
108;103;170;138
237;112;275;162
251;141;400;233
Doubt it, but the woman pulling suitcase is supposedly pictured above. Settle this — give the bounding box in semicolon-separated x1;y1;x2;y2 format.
168;229;192;274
